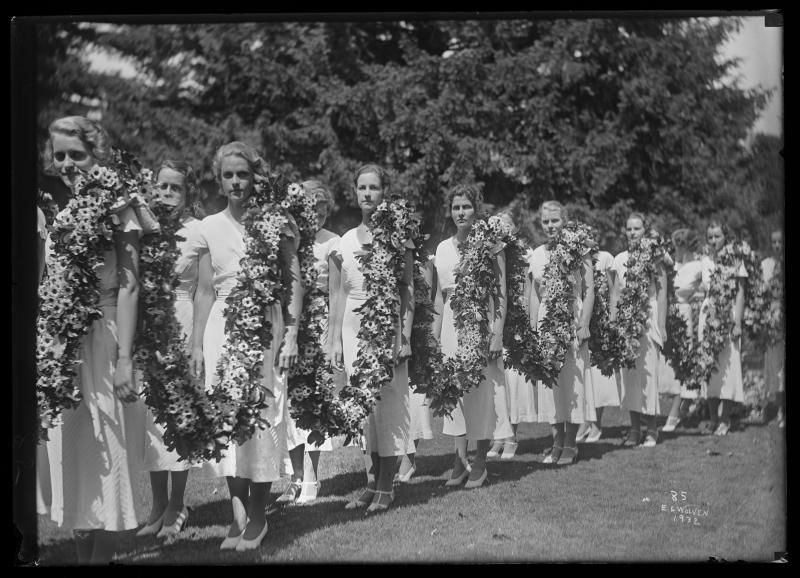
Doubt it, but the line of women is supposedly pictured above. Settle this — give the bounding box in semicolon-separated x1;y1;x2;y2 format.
35;115;784;564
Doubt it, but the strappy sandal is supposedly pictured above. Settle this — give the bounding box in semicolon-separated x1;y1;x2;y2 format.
543;446;563;464
345;487;375;510
365;490;394;513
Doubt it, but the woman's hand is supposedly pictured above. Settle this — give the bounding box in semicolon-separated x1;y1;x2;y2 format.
489;332;504;360
395;338;412;366
576;324;591;343
732;323;742;338
189;347;205;388
113;356;139;403
330;339;344;371
278;329;299;374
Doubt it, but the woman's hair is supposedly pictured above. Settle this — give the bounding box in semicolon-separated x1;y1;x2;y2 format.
157;159;205;219
706;219;731;242
42;116;112;175
447;184;483;216
539;200;568;221
671;228;699;253
302;179;335;213
211;141;267;183
626;211;647;229
352;164;390;192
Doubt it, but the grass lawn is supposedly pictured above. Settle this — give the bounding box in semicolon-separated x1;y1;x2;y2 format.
37;401;786;564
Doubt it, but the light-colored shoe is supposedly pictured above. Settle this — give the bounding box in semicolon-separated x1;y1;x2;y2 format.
235;520;269;551
500;441;518;460
220;526;246;551
486;440;504;459
464;468;488;489
156;506;189;538
396;464;417;483
713;422;730;436
542;446;562;464
444;469;469;487
295;481;321;505
365;490;395;513
557;446;579;465
584;428;603;443
640;434;658;448
575;425;590;443
136;510;166;537
275;481;302;506
662;416;681;433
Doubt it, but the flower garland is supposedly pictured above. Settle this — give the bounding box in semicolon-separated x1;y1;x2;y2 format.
687;240;762;391
408;246;451;417
588;254;623;378
614;230;671;369
441;217;505;406
209;173;318;447
761;257;784;347
500;225;551;388
36;153;154;441
537;221;597;387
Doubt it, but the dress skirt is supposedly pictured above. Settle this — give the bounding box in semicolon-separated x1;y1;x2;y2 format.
45;301;141;531
342;295;410;458
200;297;288;482
620;334;662;416
764;340;785;395
504;366;538;425
552;340;591;424
440;297;512;441
698;302;744;403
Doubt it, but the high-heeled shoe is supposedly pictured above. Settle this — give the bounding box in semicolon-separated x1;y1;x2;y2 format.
557;446;579;465
661;416;681;433
275;481;302;505
584;428;603;443
575;425;590;443
136;510;166;537
295;481;321;505
542;446;562;464
156;506;189;538
235;520;269;551
220;526;247;551
486;440;504;459
396;464;417;483
464;468;488;489
500;440;518;460
445;456;471;487
345;487;375;510
365;490;394;513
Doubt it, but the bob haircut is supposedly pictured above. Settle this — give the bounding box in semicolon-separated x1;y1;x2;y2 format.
42;116;111;175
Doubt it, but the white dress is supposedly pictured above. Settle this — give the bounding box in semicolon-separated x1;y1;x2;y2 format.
44;206;144;531
613;251;663;416
761;257;784;394
285;228;339;453
699;255;745;403
197;207;289;482
503;246;539;425
142;216;203;471
658;260;703;398
587;251;621;414
437;237;513;441
36;207;51;516
340;227;411;457
530;244;592;424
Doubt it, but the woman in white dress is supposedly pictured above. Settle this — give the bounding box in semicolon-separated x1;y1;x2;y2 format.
577;249;621;444
609;213;667;449
434;185;513;488
529;201;594;465
190;142;302;551
659;228;703;432
137;161;203;539
487;210;536;460
40;116;143;564
277;179;339;506
698;221;746;436
330;164;414;512
762;229;784;428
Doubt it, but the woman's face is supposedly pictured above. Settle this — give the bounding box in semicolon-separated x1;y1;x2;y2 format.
154;167;186;210
451;194;476;231
541;208;564;239
771;231;783;254
314;197;329;231
355;171;384;212
626;217;645;245
707;226;726;252
219;155;253;203
51;133;96;189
